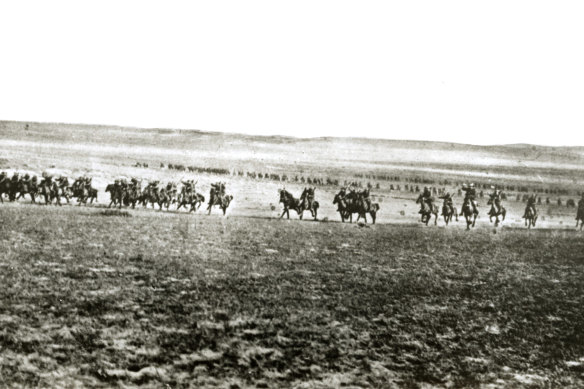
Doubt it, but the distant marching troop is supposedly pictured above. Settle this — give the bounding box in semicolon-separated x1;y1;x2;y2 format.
1;171;584;230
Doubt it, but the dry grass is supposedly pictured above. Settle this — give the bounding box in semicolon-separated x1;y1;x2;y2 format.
1;204;583;388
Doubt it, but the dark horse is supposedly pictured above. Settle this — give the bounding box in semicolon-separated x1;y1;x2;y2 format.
416;194;438;226
207;191;233;215
441;199;458;226
177;192;205;212
460;198;478;230
105;184;124;209
333;192;378;224
15;179;38;203
576;201;584;231
279;189;318;220
487;198;506;227
0;178;11;203
523;205;538;229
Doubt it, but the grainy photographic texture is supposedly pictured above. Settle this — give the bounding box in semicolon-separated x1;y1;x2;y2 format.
1;120;583;388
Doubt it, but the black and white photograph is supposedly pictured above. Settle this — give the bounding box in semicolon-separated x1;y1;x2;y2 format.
1;1;584;387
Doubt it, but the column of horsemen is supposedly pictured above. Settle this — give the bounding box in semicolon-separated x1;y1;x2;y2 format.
2;170;584;228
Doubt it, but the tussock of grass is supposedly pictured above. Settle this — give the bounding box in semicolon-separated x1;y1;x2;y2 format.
99;209;131;217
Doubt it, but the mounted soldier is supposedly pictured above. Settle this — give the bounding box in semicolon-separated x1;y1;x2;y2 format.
359;188;372;210
0;172;9;202
488;187;502;214
578;193;584;213
210;182;225;205
420;186;434;214
299;187;315;210
439;192;454;215
523;194;537;219
460;183;478;216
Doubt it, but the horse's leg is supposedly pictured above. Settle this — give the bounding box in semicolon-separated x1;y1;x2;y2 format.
313;207;317;221
434;211;437;225
371;211;376;224
299;210;303;220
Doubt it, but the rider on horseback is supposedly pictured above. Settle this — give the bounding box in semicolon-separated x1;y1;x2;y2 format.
210;182;225;204
577;193;584;220
460;183;478;215
489;187;502;214
300;187;315;209
360;188;372;210
420;186;434;214
438;192;453;215
523;194;537;219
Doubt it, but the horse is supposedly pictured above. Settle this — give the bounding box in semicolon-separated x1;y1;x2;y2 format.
354;198;379;224
207;192;233;215
38;180;53;205
177;192;205;212
523;205;538;229
16;179;38;204
460;198;478;230
73;185;98;206
0;178;11;203
416;194;438;226
279;189;302;219
333;193;351;222
487;197;506;227
334;191;378;224
54;178;72;205
576;201;584;231
123;185;142;209
105;184;124;209
441;200;458;226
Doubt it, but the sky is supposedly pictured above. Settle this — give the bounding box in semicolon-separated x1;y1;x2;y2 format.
1;1;583;146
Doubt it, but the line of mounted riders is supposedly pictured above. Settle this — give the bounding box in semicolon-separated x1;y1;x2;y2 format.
0;172;97;206
416;183;539;229
106;179;233;215
0;172;233;215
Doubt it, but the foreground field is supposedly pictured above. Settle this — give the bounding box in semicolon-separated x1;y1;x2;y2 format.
1;204;583;388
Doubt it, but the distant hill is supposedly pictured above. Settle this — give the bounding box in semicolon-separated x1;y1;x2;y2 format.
2;120;584;186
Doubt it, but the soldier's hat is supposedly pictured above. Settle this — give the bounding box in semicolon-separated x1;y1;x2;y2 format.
470;183;475;187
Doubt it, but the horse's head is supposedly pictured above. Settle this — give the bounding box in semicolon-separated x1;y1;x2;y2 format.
415;194;423;204
279;189;290;203
333;193;340;204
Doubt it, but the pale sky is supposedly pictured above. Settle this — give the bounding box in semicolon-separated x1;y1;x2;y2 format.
1;1;583;146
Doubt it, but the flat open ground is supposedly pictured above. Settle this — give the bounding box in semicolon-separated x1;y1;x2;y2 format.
1;121;584;388
0;204;583;388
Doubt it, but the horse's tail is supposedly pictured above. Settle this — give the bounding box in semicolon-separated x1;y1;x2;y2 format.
313;201;319;210
372;203;380;212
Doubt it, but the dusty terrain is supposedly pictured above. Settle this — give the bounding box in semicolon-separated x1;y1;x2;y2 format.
1;120;584;388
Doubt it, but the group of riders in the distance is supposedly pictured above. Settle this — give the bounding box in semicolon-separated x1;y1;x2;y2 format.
2;170;584;229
